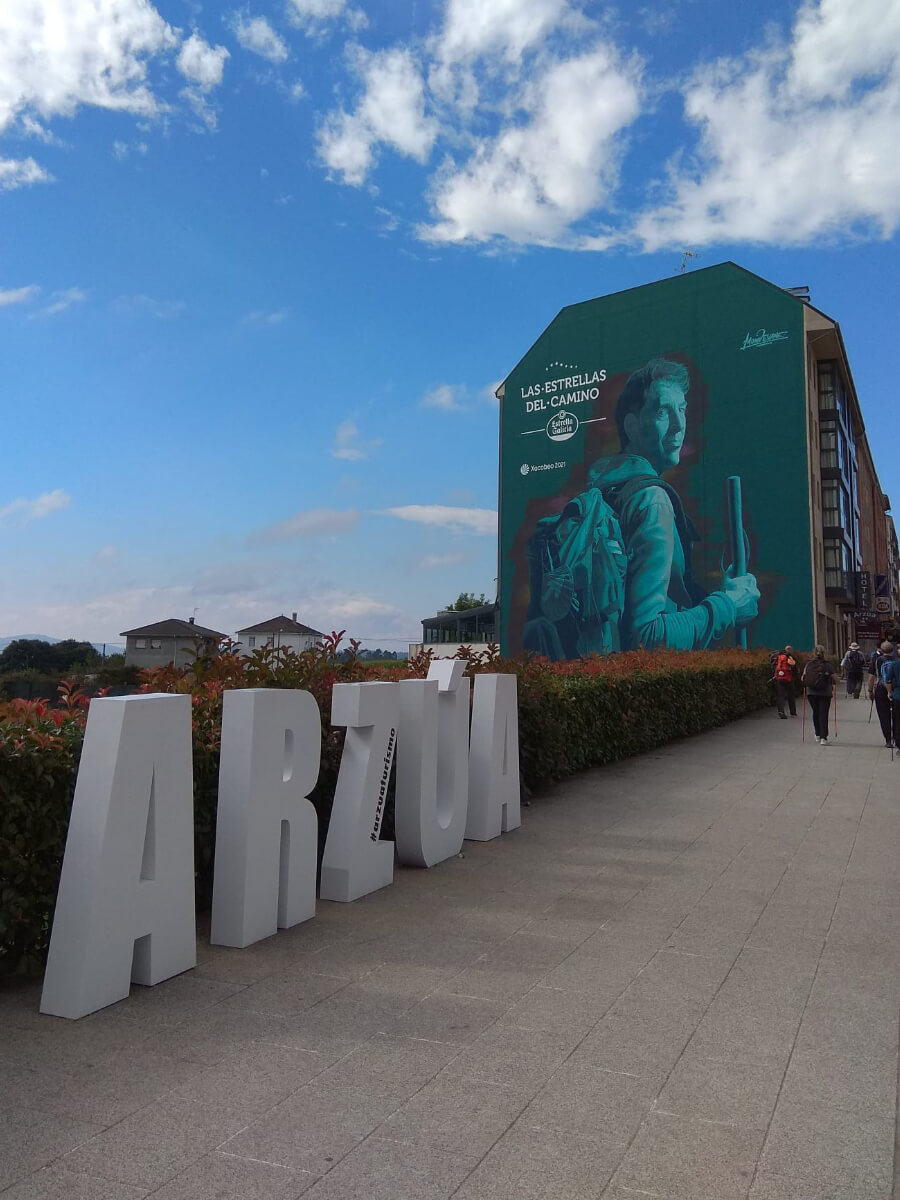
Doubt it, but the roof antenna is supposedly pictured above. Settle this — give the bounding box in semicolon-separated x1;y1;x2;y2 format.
679;249;699;274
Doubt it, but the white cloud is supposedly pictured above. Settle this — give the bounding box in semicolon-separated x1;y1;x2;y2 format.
313;0;643;247
115;293;185;318
482;380;502;405
0;488;72;524
249;508;359;544
9;584;193;642
0;155;53;190
0;0;177;134
317;112;373;185
432;0;577;72
0;285;39;307
95;544;118;560
331;419;382;461
34;287;87;317
631;0;900;249
326;594;401;619
19;114;59;143
318;47;437;185
286;0;367;35
422;45;641;246
379;505;497;536
241;308;288;325
421;384;465;411
229;14;289;62
180;86;221;131
416;552;465;569
177;32;230;87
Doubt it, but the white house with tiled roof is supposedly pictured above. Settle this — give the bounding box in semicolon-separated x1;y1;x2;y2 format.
234;613;325;656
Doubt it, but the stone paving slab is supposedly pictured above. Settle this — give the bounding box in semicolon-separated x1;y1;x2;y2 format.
2;695;899;1198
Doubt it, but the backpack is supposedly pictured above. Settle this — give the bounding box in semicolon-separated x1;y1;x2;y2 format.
883;658;900;699
523;474;669;658
803;657;832;692
774;653;795;681
845;649;864;671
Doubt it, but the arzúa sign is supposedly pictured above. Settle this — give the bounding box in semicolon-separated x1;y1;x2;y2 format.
40;665;520;1020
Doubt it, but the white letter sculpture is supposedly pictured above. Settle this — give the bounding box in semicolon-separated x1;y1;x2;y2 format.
395;661;470;867
40;694;195;1020
210;689;320;948
466;673;521;841
320;681;398;902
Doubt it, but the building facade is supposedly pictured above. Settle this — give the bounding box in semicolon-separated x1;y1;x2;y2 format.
120;618;224;669
409;603;498;659
234;614;324;656
497;263;896;659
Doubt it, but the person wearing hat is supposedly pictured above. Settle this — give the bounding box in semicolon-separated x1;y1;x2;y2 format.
841;641;866;698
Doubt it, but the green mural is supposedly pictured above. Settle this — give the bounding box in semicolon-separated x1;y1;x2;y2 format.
499;263;813;658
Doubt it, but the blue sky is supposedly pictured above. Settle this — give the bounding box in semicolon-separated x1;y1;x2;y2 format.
2;0;899;649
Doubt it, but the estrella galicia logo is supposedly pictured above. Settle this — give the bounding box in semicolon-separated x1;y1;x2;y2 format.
740;328;789;351
547;409;578;442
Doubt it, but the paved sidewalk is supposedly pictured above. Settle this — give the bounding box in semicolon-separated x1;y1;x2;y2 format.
1;694;899;1199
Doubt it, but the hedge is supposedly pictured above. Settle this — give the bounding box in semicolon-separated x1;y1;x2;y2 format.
0;640;772;974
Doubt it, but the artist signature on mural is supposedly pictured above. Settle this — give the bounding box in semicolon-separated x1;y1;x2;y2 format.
740;328;789;350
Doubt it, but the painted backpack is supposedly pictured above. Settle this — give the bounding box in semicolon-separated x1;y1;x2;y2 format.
523;475;667;660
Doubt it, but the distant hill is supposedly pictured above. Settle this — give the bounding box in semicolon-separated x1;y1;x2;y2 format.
0;635;125;656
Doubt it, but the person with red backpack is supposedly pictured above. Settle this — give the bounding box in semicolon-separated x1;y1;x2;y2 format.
772;645;799;718
802;646;840;745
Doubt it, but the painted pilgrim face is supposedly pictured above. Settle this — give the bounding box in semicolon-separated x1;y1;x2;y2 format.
625;378;687;474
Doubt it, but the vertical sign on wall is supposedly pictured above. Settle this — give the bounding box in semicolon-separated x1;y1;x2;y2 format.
40;694;196;1020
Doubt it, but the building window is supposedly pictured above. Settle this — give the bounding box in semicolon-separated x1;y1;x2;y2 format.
818;362;835;411
824;538;850;590
821;482;849;530
248;636;256;648
819;421;843;471
266;636;274;647
135;638;146;649
818;360;848;421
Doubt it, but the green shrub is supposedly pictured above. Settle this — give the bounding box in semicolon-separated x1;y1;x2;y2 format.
0;689;87;974
0;644;771;974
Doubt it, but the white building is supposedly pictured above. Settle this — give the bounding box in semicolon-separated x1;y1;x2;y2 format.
234;613;325;656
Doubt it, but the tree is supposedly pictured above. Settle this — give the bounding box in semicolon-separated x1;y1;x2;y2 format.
0;639;56;672
0;638;100;674
445;592;488;611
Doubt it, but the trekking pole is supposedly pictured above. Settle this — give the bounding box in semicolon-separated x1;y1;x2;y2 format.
801;687;806;742
833;682;838;741
868;694;874;723
727;476;748;650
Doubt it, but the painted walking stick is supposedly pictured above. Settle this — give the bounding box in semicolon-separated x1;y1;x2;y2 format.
832;682;838;741
727;476;748;650
801;687;806;742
